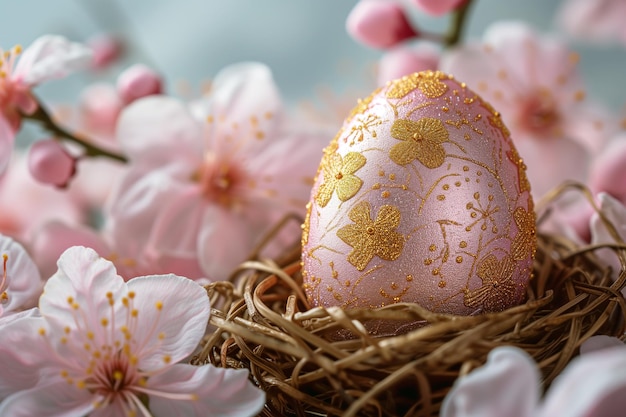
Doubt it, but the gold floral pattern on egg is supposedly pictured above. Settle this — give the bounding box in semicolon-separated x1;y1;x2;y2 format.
386;71;449;99
464;254;518;312
316;152;366;207
511;207;537;260
337;201;404;271
389;117;449;168
506;148;531;193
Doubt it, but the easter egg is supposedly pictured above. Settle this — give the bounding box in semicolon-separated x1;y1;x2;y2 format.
301;71;536;327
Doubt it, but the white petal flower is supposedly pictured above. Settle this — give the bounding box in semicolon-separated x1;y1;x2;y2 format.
0;246;265;417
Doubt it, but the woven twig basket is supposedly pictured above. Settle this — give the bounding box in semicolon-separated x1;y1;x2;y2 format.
193;186;626;417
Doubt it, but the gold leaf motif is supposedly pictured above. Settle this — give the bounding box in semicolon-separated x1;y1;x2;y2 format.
386;71;449;99
511;207;537;261
389;117;449;168
464;254;518;312
316;152;366;207
337;201;404;271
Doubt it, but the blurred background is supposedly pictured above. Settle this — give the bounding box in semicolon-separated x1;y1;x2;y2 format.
2;0;625;119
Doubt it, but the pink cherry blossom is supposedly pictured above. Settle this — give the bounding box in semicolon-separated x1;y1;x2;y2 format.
442;344;626;417
0;35;92;175
346;0;418;49
27;139;76;187
557;0;626;45
377;42;440;85
412;0;468;16
0;234;43;317
440;21;611;198
0;246;265;416
107;62;326;280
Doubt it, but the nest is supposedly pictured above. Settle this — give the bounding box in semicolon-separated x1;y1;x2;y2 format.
192;185;626;417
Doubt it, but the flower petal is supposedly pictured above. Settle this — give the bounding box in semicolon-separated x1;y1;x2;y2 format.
197;206;256;281
537;346;626;417
107;166;190;258
116;96;203;163
14;35;92;85
203;62;284;157
0;381;95;417
0;116;16;176
148;364;265;417
580;335;625;354
590;192;626;281
38;246;126;342
126;274;210;370
440;346;540;417
0;314;46;399
30;221;111;281
0;233;43;315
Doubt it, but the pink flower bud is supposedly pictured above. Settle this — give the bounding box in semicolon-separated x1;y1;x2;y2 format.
377;43;440;85
346;0;418;49
28;140;76;188
87;34;124;70
412;0;468;16
117;64;163;105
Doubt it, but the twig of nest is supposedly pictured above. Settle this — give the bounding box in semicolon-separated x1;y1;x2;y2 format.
193;184;626;417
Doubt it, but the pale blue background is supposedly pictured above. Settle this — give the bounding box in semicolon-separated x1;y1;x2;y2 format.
1;0;624;115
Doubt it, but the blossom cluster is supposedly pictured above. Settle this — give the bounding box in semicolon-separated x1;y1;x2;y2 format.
1;0;626;415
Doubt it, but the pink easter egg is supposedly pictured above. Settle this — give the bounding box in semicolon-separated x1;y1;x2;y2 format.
301;71;536;334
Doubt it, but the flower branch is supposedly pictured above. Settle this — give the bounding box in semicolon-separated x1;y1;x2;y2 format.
445;0;475;47
25;99;128;163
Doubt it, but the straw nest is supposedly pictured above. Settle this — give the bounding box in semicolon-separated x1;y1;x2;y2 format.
192;185;626;417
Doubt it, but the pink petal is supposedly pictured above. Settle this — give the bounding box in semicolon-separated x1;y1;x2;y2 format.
590;193;626;281
346;0;417;49
0;234;43;315
515;133;589;199
440;347;540;417
378;42;440;85
38;246;126;341
14;35;92;85
78;83;123;136
126;274;210;370
106;166;191;258
0;381;96;417
0;116;16;176
30;221;111;280
0;315;47;398
198;205;255;281
413;0;467;16
245;129;324;212
116;96;203;164
145;184;205;258
148;364;265;417
580;335;625;354
589;134;626;202
537;346;626;417
203;63;284;157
